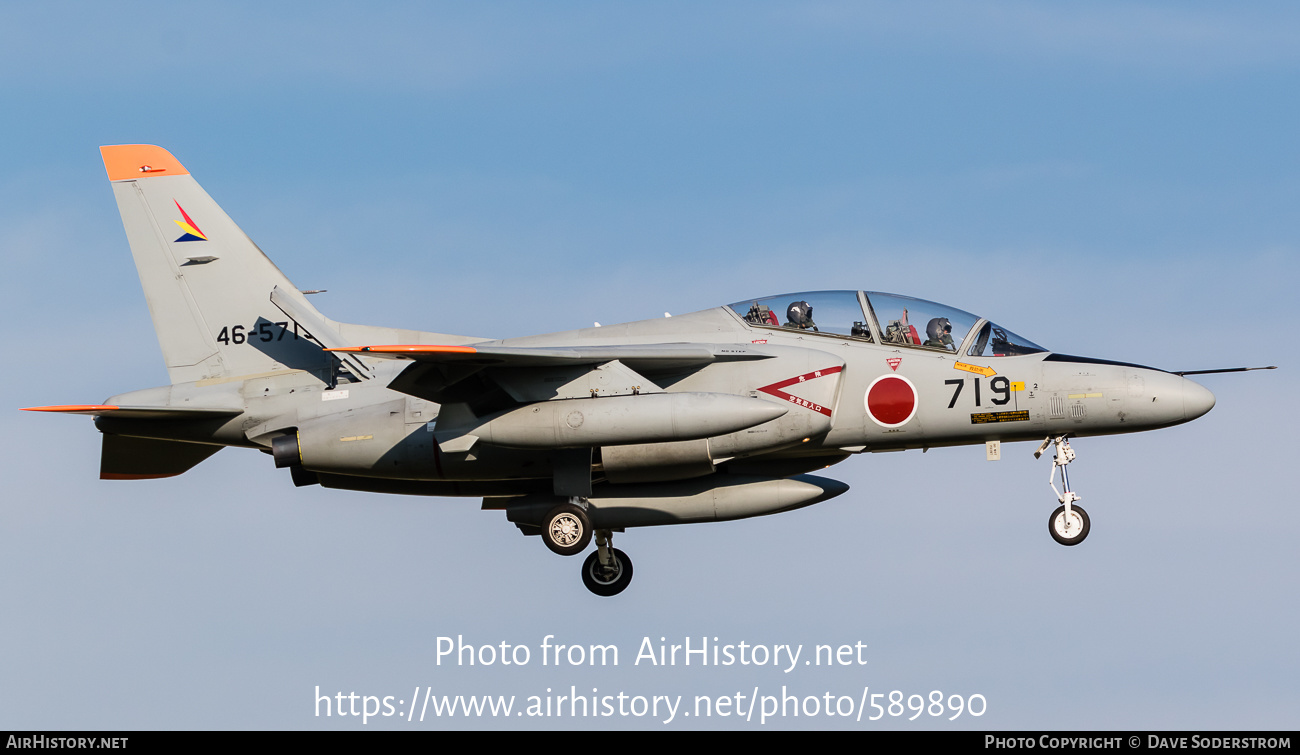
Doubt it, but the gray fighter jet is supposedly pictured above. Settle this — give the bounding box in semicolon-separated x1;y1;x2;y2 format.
26;145;1267;596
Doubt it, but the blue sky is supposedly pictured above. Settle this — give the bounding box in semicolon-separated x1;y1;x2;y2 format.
1;2;1297;730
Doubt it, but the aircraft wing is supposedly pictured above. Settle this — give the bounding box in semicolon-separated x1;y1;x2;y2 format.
327;342;771;368
330;343;775;405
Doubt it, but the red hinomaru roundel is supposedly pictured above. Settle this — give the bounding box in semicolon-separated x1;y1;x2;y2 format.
865;374;918;428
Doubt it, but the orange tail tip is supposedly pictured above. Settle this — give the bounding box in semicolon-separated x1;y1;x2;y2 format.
100;144;189;182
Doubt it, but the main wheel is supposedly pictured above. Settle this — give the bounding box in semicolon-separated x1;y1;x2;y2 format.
542;504;591;556
582;548;633;597
1049;504;1090;546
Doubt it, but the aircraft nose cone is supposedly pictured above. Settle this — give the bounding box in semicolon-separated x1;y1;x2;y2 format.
1181;379;1216;421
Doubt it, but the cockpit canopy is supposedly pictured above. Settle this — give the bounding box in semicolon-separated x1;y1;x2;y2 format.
727;290;1046;357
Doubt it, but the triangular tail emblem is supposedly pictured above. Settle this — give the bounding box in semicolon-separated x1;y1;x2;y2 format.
172;200;207;242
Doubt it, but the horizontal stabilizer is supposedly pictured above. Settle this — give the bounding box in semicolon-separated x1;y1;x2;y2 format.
101;434;222;480
328;342;773;369
23;405;243;419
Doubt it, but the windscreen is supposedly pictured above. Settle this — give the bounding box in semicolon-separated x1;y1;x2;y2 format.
966;322;1046;357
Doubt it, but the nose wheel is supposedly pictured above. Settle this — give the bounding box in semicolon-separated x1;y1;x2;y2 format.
1036;435;1090;546
1049;503;1090;546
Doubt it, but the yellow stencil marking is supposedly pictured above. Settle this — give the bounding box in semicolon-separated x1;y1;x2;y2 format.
954;362;996;377
1010;382;1025;392
339;435;374;442
1067;393;1103;399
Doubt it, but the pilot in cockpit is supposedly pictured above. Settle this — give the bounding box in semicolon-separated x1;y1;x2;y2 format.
924;317;955;350
785;301;818;332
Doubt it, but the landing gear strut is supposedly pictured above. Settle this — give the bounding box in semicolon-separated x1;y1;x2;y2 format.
582;529;633;597
1036;435;1090;546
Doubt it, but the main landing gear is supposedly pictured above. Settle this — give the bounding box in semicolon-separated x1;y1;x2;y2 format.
1036;435;1090;546
541;499;592;556
582;531;633;597
540;497;635;596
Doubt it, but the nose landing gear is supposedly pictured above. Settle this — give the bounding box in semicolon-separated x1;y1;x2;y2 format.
1049;503;1090;546
1036;435;1089;546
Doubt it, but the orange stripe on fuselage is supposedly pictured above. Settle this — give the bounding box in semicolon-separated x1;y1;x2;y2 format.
327;345;479;354
100;145;190;182
22;405;119;413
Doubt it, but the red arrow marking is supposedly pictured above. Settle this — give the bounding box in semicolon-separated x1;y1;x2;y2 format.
756;366;843;416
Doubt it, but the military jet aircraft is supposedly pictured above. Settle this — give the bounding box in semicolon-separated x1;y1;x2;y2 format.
26;145;1266;596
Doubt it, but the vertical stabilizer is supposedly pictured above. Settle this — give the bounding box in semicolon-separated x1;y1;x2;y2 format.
101;145;340;384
